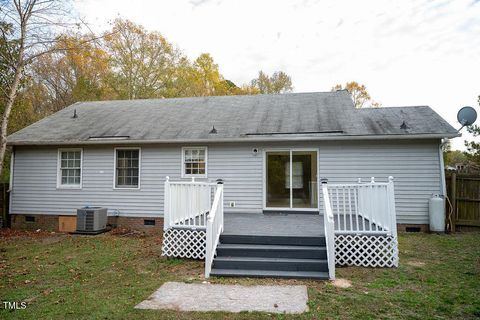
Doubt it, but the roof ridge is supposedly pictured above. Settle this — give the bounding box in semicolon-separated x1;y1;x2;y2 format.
73;90;348;104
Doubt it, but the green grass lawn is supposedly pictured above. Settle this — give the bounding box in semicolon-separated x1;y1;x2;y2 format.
1;230;479;319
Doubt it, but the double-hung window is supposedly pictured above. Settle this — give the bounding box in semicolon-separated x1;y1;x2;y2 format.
182;147;207;178
115;148;140;189
58;149;82;188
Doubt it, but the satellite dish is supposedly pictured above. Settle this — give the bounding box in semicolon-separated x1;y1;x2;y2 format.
457;106;477;127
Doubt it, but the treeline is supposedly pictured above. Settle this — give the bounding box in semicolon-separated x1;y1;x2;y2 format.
7;18;293;135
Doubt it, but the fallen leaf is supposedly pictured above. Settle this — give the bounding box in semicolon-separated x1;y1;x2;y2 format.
43;288;53;296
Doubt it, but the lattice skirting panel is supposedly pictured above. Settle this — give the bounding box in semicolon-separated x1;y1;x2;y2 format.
335;234;399;267
161;228;206;259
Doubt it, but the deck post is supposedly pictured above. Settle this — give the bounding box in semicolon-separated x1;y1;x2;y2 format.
321;179;336;280
387;176;398;266
218;180;224;232
164;176;170;231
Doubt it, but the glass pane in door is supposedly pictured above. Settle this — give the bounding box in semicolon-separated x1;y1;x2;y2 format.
292;151;318;208
266;152;290;208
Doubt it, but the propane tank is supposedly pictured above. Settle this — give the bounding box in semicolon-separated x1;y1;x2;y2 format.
429;194;445;232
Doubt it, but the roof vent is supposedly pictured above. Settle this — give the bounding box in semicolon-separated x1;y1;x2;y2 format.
209;126;217;134
400;121;409;130
72;109;78;119
88;136;130;141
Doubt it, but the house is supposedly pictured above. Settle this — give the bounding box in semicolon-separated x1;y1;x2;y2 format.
450;162;480;174
7;91;459;279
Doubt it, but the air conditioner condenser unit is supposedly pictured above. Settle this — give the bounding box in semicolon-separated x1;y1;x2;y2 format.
76;207;108;234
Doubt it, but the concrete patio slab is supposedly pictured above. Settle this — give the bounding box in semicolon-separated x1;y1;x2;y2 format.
135;281;309;314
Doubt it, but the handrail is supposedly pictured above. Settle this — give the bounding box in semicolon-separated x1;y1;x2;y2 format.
321;183;336;280
205;183;224;278
327;182;390;187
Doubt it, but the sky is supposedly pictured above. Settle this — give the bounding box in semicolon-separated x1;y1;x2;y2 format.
74;0;480;150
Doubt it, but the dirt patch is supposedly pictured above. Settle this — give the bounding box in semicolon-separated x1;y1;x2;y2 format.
110;227;149;238
406;261;426;267
40;236;66;245
331;278;352;288
0;228;63;240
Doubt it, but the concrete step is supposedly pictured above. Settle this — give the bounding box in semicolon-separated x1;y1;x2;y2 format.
210;268;329;280
220;234;325;246
216;243;327;259
213;256;328;272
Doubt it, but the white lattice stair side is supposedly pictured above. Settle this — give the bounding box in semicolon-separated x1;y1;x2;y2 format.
162;229;206;259
335;234;398;268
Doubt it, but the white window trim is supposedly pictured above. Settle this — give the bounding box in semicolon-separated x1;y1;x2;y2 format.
181;146;208;178
57;148;83;189
113;147;141;190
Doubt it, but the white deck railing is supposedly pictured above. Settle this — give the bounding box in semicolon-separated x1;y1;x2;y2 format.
326;177;397;236
163;177;217;230
205;184;224;278
321;183;336;280
321;176;399;269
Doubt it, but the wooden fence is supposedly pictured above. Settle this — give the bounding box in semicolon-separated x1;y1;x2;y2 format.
445;172;480;231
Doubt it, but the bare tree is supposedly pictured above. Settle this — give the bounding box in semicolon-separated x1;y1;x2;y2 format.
0;0;91;177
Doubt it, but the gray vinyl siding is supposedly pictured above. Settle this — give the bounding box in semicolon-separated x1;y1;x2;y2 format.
208;145;263;213
316;140;442;225
10;140;442;224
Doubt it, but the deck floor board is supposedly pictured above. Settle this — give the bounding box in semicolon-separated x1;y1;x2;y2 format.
223;212;324;237
222;212;383;237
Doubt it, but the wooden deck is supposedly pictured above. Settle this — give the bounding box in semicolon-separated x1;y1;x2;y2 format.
223;212;325;237
170;211;383;236
222;212;383;237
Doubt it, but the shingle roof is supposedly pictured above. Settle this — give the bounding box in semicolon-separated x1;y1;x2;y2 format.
7;91;459;146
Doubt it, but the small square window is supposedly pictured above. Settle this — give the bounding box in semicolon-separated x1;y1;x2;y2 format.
182;147;207;177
